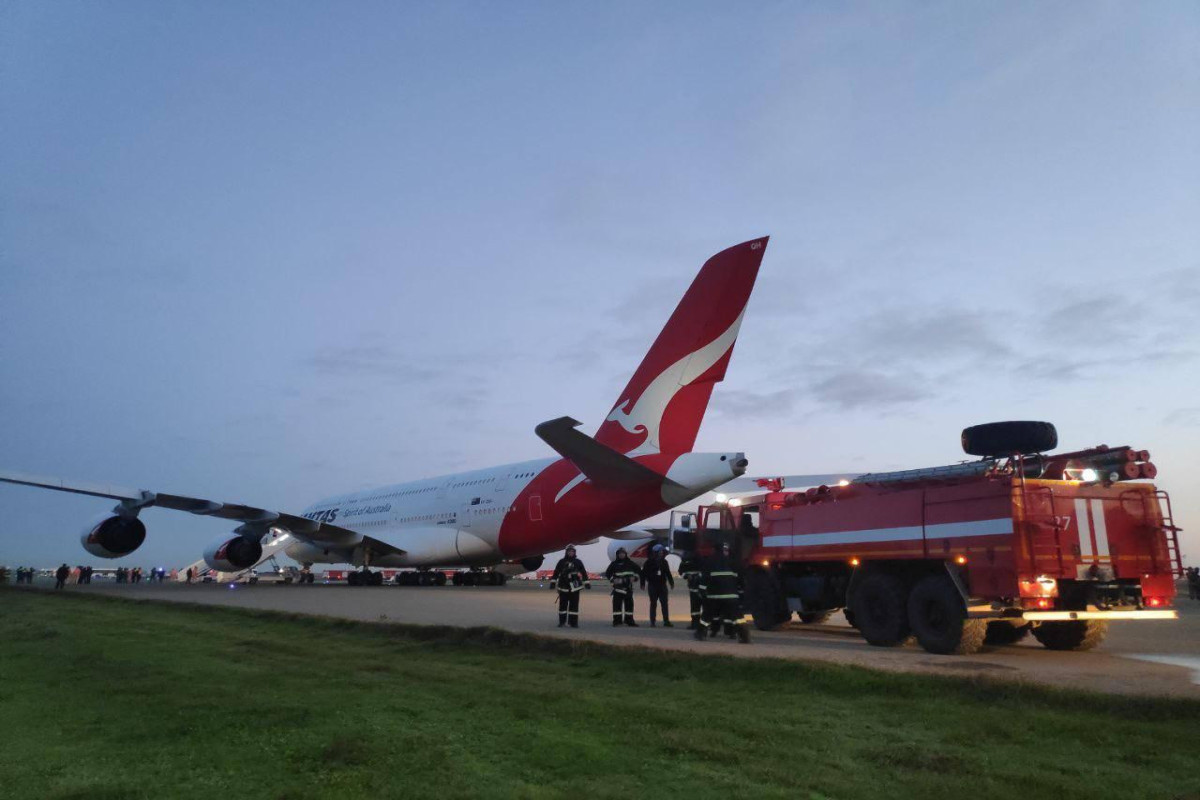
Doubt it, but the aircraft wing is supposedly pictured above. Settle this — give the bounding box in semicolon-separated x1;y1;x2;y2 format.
0;469;356;543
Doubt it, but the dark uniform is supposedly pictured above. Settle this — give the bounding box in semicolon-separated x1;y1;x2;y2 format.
54;563;70;590
678;554;703;629
695;547;750;643
550;549;590;627
605;551;642;626
642;548;674;626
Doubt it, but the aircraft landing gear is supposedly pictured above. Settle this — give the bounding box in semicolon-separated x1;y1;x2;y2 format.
451;569;507;586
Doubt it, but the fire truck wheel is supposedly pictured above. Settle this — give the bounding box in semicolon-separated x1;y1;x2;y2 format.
799;612;832;624
1031;620;1109;651
984;620;1031;645
744;568;790;630
851;573;912;647
907;575;987;655
961;421;1057;457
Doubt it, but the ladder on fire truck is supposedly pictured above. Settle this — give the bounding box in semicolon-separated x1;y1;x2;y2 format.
1015;480;1067;574
1130;488;1186;578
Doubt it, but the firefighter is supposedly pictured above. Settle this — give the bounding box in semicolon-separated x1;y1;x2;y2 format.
694;543;751;643
678;551;704;629
549;545;590;627
642;544;674;627
1187;567;1199;601
605;547;642;626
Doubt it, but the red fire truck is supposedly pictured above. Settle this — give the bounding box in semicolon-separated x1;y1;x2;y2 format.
670;422;1183;655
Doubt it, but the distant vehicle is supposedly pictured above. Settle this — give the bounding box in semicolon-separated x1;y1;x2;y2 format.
1;239;768;587
666;422;1181;655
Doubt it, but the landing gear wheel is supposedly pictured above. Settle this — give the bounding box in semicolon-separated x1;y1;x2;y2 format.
418;572;433;587
368;571;383;587
984;620;1031;646
907;574;987;655
744;568;790;630
434;572;447;586
347;572;360;586
799;611;832;624
1031;620;1108;651
461;572;477;587
852;573;912;647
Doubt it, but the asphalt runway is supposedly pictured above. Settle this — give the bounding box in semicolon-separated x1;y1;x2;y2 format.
36;579;1200;698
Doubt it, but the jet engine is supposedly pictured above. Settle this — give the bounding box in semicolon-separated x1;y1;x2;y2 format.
80;513;147;558
606;536;661;566
203;535;264;572
495;555;544;577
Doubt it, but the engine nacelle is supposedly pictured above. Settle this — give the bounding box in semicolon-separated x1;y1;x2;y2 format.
606;536;661;566
203;535;264;572
495;555;544;577
80;514;147;558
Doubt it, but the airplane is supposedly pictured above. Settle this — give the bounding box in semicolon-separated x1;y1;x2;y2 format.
1;237;771;584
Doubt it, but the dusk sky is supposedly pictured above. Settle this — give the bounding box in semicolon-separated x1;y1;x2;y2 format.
2;1;1198;571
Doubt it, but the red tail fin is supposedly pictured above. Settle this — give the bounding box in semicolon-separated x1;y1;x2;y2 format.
593;237;768;456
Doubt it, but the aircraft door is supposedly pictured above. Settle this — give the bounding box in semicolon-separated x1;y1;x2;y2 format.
461;498;478;529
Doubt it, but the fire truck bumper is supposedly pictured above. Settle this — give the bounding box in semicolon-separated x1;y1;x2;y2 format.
1020;610;1179;621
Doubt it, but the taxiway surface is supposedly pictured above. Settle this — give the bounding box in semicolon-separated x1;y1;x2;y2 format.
52;580;1200;697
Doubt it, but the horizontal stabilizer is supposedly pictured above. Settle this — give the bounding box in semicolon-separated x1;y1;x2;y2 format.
535;416;682;490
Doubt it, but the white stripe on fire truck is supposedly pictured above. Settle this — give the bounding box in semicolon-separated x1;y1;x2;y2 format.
1074;499;1094;558
1089;498;1110;558
762;518;1013;549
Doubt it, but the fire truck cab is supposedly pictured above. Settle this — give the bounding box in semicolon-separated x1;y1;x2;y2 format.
670;422;1182;655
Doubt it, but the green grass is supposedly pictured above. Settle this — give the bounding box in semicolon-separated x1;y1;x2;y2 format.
1;589;1198;800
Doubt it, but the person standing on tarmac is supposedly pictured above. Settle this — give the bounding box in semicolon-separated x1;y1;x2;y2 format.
54;563;70;590
642;544;675;627
678;551;704;630
694;543;751;643
605;547;643;626
549;545;590;627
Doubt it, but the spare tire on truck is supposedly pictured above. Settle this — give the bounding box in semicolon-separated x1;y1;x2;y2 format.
961;421;1057;457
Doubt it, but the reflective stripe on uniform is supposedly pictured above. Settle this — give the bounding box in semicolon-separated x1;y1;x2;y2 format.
706;593;738;600
710;571;737;577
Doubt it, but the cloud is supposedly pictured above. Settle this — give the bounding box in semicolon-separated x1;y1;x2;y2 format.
857;309;1011;362
1164;407;1200;427
1014;349;1196;383
711;389;798;419
306;344;450;382
809;369;928;410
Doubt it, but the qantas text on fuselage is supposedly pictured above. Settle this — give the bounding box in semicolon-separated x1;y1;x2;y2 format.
0;237;769;574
